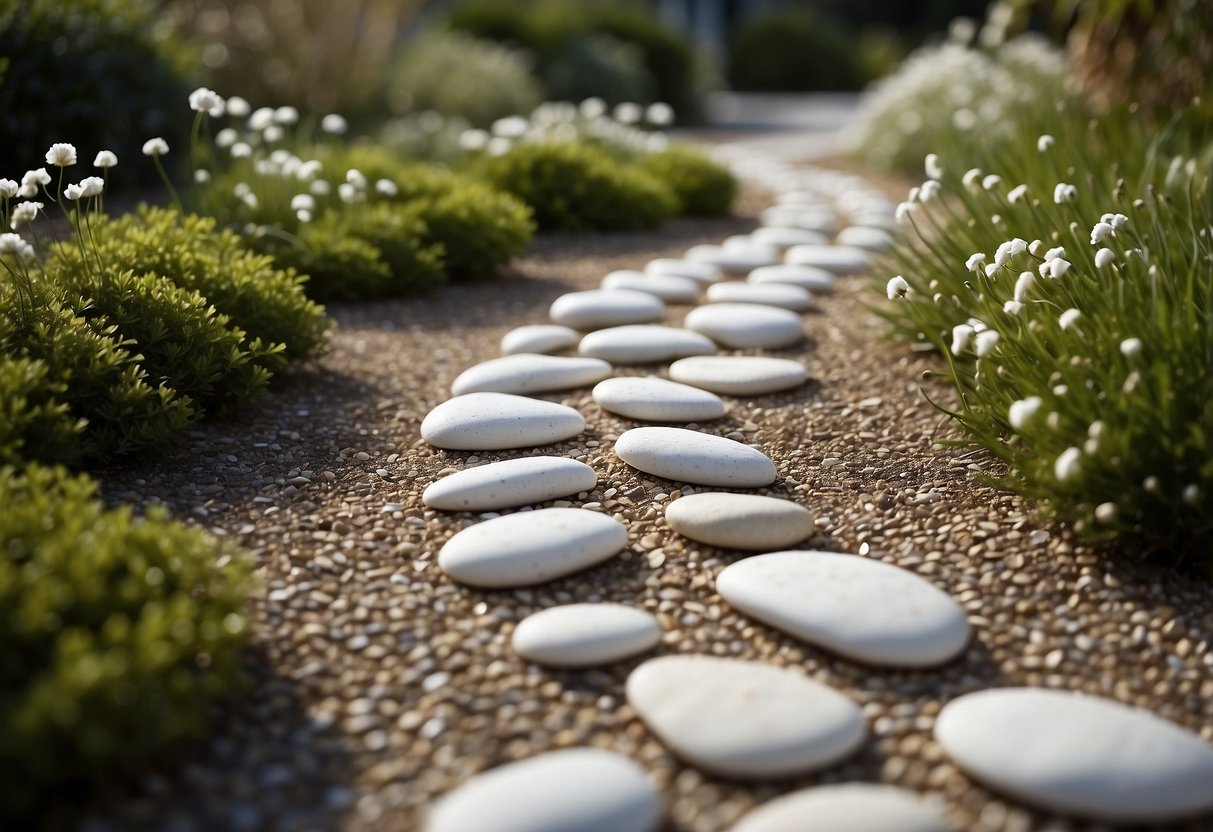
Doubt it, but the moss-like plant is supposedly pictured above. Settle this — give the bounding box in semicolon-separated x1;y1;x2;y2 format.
635;145;736;217
0;355;84;467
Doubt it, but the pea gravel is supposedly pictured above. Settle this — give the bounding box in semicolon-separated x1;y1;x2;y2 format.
80;182;1213;832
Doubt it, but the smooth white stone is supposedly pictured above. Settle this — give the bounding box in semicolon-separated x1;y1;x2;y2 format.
716;551;970;667
578;325;715;364
760;206;836;234
668;355;807;396
512;603;661;667
438;507;627;588
601;270;701;304
626;655;866;779
592;377;725;422
748;264;836;293
665;493;814;549
423;456;597;511
835;226;894;252
451;354;611;396
786;244;871;275
751;226;829;251
549;289;665;330
935;688;1213;822
685;244;779;275
426;748;662;832
684;304;804;350
500;324;580;355
615;427;776;487
723;235;780;258
731;784;952;832
645;258;723;284
705;282;813;311
775;190;830;208
421;393;584;450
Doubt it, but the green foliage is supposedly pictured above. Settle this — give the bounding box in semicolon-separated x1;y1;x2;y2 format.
728;9;864;92
636;145;736;217
544;34;654;106
0;0;195;191
474;140;677;231
0;356;84;467
593;7;702;120
386;31;543;127
0;463;249;819
403;179;534;279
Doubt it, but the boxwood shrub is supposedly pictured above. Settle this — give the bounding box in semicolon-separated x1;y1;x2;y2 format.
635;145;737;217
0;355;84;467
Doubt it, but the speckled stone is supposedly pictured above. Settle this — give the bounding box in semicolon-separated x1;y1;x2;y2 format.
512;603;661;667
601;270;701;304
420;392;585;450
668;355;807;396
665;492;814;550
422;456;597;511
451;354;611;396
705;282;813;311
615;426;777;488
500;324;580;355
730;784;952;832
684;304;804;350
578;325;715;365
592;377;726;422
549;289;665;330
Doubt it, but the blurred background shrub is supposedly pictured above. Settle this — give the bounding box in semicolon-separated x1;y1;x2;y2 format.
727;7;866;92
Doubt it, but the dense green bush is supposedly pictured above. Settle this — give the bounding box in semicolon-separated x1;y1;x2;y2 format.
636;145;736;217
0;356;84;467
401;180;534;278
593;6;702;119
0;0;194;191
728;9;865;92
544;33;654;106
0;463;249;819
474;140;677;231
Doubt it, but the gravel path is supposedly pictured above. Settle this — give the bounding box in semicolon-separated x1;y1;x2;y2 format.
83;178;1213;832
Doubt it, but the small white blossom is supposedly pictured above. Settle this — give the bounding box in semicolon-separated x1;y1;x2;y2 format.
290;194;315;212
951;323;975;354
10;200;41;229
0;179;16;198
296;209;312;223
1054;446;1081;481
1182;484;1202;505
1037;134;1055;152
1120;337;1143;357
994;237;1027;266
907;186;920;203
0;232;24;253
1053;384;1068;395
230;142;252;159
984;263;1000;278
93;150;117;168
919;179;941;202
274;105;300;125
194;169;211;184
232;182;251;199
924;153;943;180
1059;308;1081;330
226;96;251;118
310;179;331;196
886;275;910;299
321;113;349;135
975;329;1000;356
1007;184;1028;204
1090;222;1115;244
894;201;916;225
262;124;285;143
345;169;367;189
215;128;239;148
297;160;323;180
645;102;674;126
1048;258;1072;279
45;143;77;167
1094;248;1116;269
579;97;606;119
249;107;275;131
962;168;982;191
338;182;358;203
189;86;225;116
459;129;489;152
78;176;104;197
1014;270;1035;301
63;183;84;200
142;137;169;156
982;174;1001;191
1003;299;1023;315
1094;502;1118;523
965;252;986;273
614;102;642;124
241;191;258;209
1008;396;1042;429
1028;239;1043;255
1102;212;1128;228
491;115;529;139
487;137;511;156
1044;246;1066;261
1053;182;1077;204
375;178;398;197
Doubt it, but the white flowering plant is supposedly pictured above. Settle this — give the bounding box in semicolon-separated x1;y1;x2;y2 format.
879;102;1213;561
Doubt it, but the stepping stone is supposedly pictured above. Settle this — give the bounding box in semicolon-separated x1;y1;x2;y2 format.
775;191;830;209
578;325;715;365
615;427;776;488
626;655;866;779
723;235;780;257
426;747;662;832
760;206;836;234
748;264;836;294
684;304;804;350
669;356;807;396
549;289;665;330
421;393;584;450
731;784;952;832
786;244;871;275
645;258;723;284
716;551;970;667
665;493;814;550
685;244;779;275
751;226;829;251
836;226;894;252
935;688;1213;823
706;282;813;311
593;377;725;423
512;603;661;667
601;270;700;304
500;324;580;355
438;507;627;588
451;354;611;396
423;456;597;511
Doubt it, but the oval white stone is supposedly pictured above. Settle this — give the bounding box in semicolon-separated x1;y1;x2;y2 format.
549;289;665;330
785;244;871;275
706;282;813;311
438;507;627;588
426;747;662;832
592;377;725;422
685;244;779;275
731;784;952;832
666;493;814;550
423;456;597;511
835;226;894;252
935;688;1213;822
512;603;661;667
751;226;829;251
748;264;836;293
716;550;971;667
760;206;836;234
645;258;723;284
578;325;715;364
775;190;830;208
723;235;780;258
626;655;866;778
602;270;700;303
451;354;611;396
500;324;580;355
421;393;585;450
669;356;807;396
684;304;804;350
615;427;776;487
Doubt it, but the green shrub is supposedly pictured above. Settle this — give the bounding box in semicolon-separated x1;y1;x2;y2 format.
474;140;676;231
446;0;576;61
398;180;534;279
636;145;736;217
0;463;249;820
0;0;194;191
0;356;84;467
728;8;864;92
593;7;702;119
544;33;655;106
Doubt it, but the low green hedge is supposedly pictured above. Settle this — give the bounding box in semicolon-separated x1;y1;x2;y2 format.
636;145;736;217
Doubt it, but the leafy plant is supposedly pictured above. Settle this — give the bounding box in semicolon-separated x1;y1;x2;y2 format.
636;145;736;217
0;355;84;467
727;8;866;92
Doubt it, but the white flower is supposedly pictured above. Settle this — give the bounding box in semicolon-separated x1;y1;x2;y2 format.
249;107;275;131
645;102;674;126
290;193;315;212
375;178;398;197
919;179;941;202
1028;239;1043;255
189;86;225;116
1037;134;1055;152
274;105;300;125
614;102;643;124
951;323;975;354
1053;384;1068;395
194;169;211;184
1007;184;1028;204
975;330;1000;356
1182;484;1202;505
907;186;920;203
579;97;606;119
63;183;84;200
226;96;251;118
1054;446;1082;481
263;125;285;143
338;182;358;203
1107;212;1128;228
0;179;16;198
0;232;25;254
982;174;1002;191
215;128;239;148
142;137;169;156
1048;258;1072;279
230;142;252;159
886;275;910;299
1014;270;1035;301
1094;248;1116;269
295;160;322;180
10;201;41;229
1053;182;1077;204
1120;337;1143;357
1094;502;1118;523
962;168;982;191
345;169;367;189
310;179;331;196
487;136;511;156
984;263;999;278
1003;299;1023;315
232;182;251;198
994;237;1027;266
491;115;529;138
894;201;916;225
93;150;117;168
1044;246;1066;261
78;176;104;197
1090;222;1115;244
1059;308;1081;330
459;129;489;151
45;143;77;167
1008;396;1042;429
321;113;349;135
296;209;312;223
965;252;986;272
924;153;943;179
